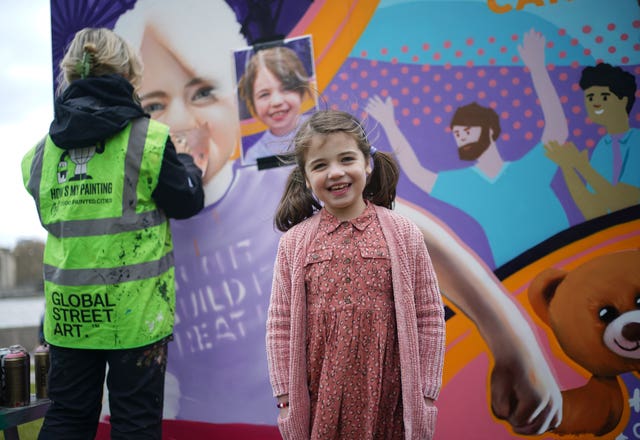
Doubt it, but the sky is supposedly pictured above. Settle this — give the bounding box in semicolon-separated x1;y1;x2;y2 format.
0;0;52;248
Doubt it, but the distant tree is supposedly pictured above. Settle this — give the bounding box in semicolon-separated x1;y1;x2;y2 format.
13;239;45;289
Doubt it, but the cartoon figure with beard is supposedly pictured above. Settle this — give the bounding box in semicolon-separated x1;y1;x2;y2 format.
545;63;640;220
366;29;570;267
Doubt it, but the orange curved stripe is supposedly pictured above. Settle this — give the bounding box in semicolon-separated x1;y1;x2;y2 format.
290;0;380;92
443;219;640;386
240;1;379;139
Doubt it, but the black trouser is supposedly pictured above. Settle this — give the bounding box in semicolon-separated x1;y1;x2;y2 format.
38;338;169;440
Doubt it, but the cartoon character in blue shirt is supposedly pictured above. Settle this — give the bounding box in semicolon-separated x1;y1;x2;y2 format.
546;63;640;220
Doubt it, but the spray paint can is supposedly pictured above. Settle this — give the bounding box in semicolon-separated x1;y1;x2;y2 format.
9;345;30;402
0;347;9;405
34;345;50;399
3;351;29;407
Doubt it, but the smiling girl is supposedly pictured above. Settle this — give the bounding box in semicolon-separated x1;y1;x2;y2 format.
266;110;446;439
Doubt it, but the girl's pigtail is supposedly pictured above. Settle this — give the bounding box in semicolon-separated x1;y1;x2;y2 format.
274;167;321;232
364;150;400;210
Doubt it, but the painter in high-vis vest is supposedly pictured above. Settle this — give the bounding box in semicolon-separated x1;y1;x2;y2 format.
21;28;204;440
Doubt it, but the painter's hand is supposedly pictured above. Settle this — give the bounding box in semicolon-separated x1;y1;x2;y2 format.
172;133;190;155
276;395;290;420
171;126;210;178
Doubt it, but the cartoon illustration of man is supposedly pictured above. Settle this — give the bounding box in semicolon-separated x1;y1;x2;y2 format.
366;29;570;268
545;63;640;220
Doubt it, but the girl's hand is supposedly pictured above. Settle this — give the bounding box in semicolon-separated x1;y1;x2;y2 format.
278;406;290;419
276;395;290;419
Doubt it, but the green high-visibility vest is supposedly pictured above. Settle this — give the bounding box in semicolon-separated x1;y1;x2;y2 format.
22;118;175;349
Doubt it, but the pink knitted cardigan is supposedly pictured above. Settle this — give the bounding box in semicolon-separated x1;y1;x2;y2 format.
266;204;446;439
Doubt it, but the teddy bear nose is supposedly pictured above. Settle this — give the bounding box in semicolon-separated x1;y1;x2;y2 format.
621;322;640;342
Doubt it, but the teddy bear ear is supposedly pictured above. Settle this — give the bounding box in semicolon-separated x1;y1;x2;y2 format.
528;267;567;325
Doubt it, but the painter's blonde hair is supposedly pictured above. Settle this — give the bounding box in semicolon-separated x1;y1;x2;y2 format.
57;28;142;95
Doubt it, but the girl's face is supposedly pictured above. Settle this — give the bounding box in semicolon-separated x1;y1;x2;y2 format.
304;132;371;221
252;65;303;136
137;29;239;184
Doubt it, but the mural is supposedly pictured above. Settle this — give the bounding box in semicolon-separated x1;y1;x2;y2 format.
47;0;640;438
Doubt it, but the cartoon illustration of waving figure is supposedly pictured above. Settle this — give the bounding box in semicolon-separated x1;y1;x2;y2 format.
367;29;567;435
545;63;640;220
366;29;569;268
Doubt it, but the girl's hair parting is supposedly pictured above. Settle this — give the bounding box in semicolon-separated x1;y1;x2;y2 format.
238;45;312;117
57;27;143;95
274;109;399;232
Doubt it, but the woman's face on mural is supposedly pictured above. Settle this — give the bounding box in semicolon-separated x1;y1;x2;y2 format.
137;28;239;184
583;85;629;127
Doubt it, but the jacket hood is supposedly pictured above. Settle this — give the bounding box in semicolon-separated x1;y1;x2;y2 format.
49;74;147;149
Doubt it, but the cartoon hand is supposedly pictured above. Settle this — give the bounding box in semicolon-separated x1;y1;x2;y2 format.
490;348;562;435
365;94;396;126
518;29;546;72
544;140;586;168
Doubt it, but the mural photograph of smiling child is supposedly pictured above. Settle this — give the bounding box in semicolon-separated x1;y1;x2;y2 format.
236;35;318;166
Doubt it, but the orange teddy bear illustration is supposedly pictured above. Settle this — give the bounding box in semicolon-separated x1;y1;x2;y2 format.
528;249;640;436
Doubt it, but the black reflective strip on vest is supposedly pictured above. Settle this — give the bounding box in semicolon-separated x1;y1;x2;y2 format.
31;118;166;237
43;252;174;286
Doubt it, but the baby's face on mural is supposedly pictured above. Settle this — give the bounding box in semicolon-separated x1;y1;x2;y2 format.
583;85;629;127
137;27;239;184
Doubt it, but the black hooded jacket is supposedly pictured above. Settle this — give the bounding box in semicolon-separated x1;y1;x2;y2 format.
49;74;204;219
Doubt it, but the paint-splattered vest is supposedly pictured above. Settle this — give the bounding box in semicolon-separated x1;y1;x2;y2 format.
21;118;175;349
